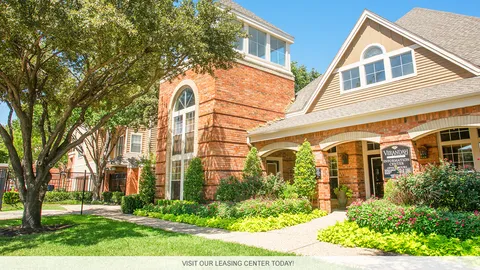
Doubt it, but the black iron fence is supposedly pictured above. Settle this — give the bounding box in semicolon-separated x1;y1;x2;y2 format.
48;172;94;192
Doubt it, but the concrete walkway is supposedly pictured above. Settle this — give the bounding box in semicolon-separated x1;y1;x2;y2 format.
0;205;384;256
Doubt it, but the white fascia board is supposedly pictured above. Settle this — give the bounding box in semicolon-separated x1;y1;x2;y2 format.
249;93;480;143
231;11;295;44
290;10;480;119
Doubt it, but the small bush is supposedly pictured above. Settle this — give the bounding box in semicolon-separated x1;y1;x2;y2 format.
112;192;124;204
281;183;299;199
243;147;262;179
183;157;205;202
215;176;245;202
121;194;145;214
71;191;93;202
259;173;286;199
139;159;156;204
3;191;20;205
347;198;480;240
318;221;480;256
102;191;113;203
293;140;317;199
389;161;480;211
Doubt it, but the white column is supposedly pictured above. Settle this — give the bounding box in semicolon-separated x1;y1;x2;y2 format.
266;34;271;61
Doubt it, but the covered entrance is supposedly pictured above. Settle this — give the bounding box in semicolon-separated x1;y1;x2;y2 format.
367;155;383;198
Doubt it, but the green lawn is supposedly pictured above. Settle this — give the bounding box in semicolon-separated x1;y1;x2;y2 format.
1;204;66;212
0;215;292;256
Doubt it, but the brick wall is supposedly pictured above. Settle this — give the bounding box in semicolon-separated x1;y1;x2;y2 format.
156;63;294;200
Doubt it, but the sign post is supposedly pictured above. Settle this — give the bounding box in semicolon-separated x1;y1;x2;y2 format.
382;145;413;179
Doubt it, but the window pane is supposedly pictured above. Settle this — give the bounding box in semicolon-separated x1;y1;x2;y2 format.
248;39;257;56
350;67;359;78
440;128;470;142
390;55;401;67
392;66;402;78
185;89;195;108
374;61;384;71
352;77;361;88
131;135;141;153
442;144;473;170
270;36;286;65
375;71;386;82
366;74;375;85
248;27;266;59
235;36;243;51
363;46;383;59
365;63;374;74
328;156;339;197
171;181;181;200
401;52;413;64
403;63;414;75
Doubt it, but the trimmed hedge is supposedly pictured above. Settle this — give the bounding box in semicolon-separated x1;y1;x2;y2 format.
318;221;480;256
102;191;113;203
44;191;93;203
121;194;145;214
135;209;326;232
347;199;480;240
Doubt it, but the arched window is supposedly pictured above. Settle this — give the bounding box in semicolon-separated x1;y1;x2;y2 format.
170;88;196;200
363;45;383;59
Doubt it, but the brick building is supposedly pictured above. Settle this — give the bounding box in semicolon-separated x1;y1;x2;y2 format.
156;2;480;211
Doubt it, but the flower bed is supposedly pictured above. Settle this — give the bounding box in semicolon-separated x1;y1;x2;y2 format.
318;221;480;256
134;198;326;232
347;199;480;240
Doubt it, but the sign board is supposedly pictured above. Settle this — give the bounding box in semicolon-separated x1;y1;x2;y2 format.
381;145;412;179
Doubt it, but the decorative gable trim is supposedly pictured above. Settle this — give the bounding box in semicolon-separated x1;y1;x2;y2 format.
286;10;480;118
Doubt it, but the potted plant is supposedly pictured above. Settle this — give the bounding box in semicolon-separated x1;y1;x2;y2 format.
334;184;353;209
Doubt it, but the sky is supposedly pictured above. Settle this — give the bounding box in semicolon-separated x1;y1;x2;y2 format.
1;0;479;124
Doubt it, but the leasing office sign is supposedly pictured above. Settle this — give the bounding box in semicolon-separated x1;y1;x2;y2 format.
382;145;413;179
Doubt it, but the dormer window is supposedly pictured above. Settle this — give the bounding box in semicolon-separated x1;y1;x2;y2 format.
339;45;417;93
248;27;266;59
270;36;286;66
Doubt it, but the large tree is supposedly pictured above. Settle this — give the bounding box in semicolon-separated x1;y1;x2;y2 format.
0;0;243;229
291;61;321;93
75;91;158;201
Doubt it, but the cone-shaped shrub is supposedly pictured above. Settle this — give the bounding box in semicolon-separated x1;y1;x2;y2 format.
243;147;262;179
139;158;156;204
294;140;317;199
184;157;205;202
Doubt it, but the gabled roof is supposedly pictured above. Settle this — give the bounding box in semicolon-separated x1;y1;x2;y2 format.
286;75;323;114
285;9;480;118
396;8;480;67
249;76;480;140
218;0;294;42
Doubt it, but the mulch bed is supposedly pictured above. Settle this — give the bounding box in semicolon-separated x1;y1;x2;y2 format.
0;224;74;237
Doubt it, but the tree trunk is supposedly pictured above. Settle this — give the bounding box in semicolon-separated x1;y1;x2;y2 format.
91;172;104;201
21;172;50;229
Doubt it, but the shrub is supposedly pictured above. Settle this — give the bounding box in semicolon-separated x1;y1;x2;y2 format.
43;191;93;202
347;198;480;240
333;184;353;198
183;157;205;202
281;183;299;199
215;176;245;202
318;221;480;256
231;198;312;218
259;173;286;199
112;192;124;204
102;191;113;203
71;191;93;202
139;159;156;204
243;147;262;179
389;161;480;211
121;194;145;214
3;191;20;205
293;140;316;199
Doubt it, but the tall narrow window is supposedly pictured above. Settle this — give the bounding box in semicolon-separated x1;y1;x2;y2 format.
170;87;196;200
328;147;339;198
270;36;286;66
248;27;266;59
116;136;124;157
130;134;141;153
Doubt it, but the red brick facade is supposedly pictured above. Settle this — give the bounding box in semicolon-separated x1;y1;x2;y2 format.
155;63;294;200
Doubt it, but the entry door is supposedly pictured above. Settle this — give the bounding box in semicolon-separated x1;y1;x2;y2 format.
368;155;384;198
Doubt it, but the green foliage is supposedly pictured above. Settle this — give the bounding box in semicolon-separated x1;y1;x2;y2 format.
112;192;124;205
259;173;286;199
215;176;247;202
44;191;93;203
243;147;262;179
291;61;321;93
281;183;299;199
318;221;480;256
102;191;113;203
183;157;205;202
347;199;480;240
293;140;317;199
388;161;480;211
139;159;156;204
333;184;353;198
3;191;20;206
121;194;145;214
135;208;326;232
0;150;8;163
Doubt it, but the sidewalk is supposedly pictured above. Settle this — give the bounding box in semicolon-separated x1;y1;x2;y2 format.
0;204;121;220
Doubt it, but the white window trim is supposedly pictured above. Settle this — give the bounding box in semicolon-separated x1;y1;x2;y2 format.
339;45;418;95
360;43;386;60
130;133;142;153
266;156;283;176
436;127;480;171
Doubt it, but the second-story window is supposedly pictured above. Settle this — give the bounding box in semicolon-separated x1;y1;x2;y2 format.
341;67;360;91
248;27;266;59
365;60;385;85
270;36;286;66
390;51;414;78
116;136;124;156
130;134;141;153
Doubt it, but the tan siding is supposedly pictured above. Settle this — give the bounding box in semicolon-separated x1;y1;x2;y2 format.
311;47;474;112
339;19;414;67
